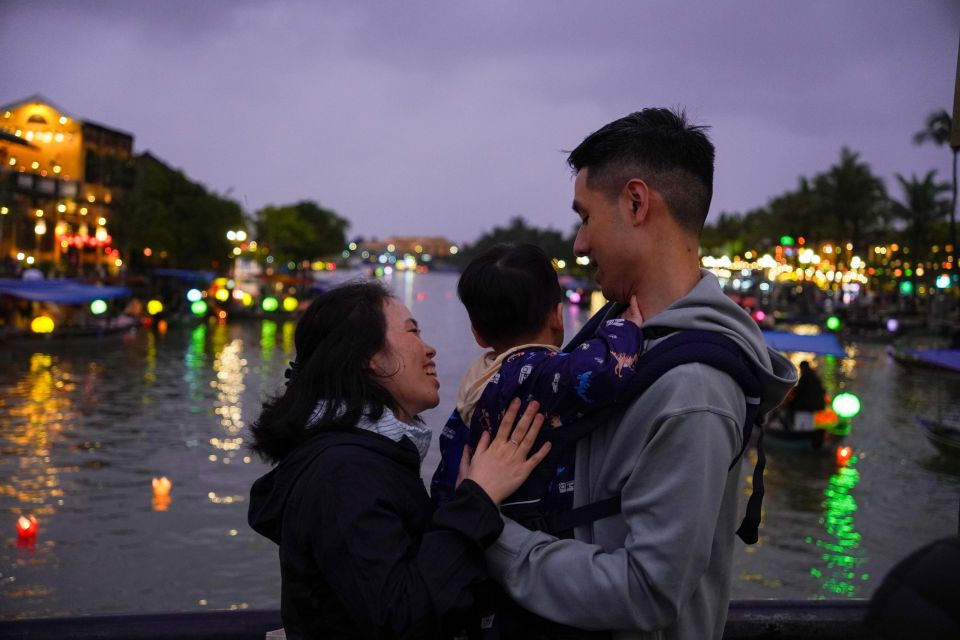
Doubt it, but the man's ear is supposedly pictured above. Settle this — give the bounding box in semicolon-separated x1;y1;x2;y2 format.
624;179;650;226
470;325;490;349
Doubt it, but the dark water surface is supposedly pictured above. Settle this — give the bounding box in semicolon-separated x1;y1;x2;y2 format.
1;271;958;618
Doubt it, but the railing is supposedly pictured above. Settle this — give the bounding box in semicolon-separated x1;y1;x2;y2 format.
0;600;872;639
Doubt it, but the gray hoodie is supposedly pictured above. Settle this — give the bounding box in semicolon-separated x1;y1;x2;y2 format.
485;270;797;640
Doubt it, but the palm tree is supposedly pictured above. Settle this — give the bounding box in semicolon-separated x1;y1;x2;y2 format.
812;148;887;252
914;110;957;261
890;171;951;279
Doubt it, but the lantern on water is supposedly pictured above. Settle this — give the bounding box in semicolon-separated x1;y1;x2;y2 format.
282;296;299;312
147;300;164;316
190;300;208;317
152;476;172;498
186;288;203;303
89;299;108;315
836;446;853;467
17;515;38;542
241;293;254;307
262;297;279;312
825;316;841;332
832;393;861;419
215;288;230;302
30;316;55;334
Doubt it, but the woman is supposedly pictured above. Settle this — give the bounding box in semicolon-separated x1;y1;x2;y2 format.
248;281;549;639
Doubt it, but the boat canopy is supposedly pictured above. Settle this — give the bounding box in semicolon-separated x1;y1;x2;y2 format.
153;268;216;282
761;330;847;357
908;348;960;373
0;279;130;304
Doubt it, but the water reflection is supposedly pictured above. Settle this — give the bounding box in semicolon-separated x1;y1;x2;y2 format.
805;455;869;597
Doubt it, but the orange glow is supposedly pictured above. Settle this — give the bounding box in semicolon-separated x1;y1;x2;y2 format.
152;476;172;498
836;446;852;467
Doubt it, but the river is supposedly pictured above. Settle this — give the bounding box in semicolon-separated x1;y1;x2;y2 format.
1;271;958;618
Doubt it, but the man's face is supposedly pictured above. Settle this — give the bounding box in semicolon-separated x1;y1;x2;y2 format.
571;169;633;303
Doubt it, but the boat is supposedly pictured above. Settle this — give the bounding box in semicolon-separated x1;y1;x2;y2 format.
914;415;960;457
887;346;960;374
0;278;138;342
760;330;852;449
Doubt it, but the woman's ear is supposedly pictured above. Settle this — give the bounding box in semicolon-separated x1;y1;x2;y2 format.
471;325;490;349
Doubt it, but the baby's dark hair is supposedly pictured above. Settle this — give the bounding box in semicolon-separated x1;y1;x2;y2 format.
457;243;563;348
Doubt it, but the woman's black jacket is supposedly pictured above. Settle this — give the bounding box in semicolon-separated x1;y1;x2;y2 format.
248;428;503;639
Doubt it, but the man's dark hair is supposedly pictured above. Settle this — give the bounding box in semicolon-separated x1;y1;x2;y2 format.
249;281;399;463
567;107;715;235
458;243;563;348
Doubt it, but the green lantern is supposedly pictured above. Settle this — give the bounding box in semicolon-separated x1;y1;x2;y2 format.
190;300;208;316
262;296;279;312
826;315;841;331
899;281;914;295
832;393;861;419
779;235;795;246
89;299;108;315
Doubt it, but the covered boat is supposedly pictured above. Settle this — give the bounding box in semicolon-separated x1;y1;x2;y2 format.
0;278;137;341
914;415;960;457
887;346;960;374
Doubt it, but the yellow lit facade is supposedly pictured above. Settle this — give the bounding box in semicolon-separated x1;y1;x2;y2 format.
0;95;133;274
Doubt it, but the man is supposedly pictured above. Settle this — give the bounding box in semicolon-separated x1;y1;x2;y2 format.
483;108;797;639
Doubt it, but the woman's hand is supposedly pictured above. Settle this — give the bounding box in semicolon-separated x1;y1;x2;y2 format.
460;399;552;505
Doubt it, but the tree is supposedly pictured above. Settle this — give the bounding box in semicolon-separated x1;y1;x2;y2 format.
914;110;957;260
460;216;573;265
811;148;888;251
890;171;951;271
115;153;246;271
254;201;349;265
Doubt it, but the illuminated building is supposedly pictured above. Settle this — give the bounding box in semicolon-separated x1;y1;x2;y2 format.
0;95;133;274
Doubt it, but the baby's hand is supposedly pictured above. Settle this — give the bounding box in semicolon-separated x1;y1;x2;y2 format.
622;295;643;326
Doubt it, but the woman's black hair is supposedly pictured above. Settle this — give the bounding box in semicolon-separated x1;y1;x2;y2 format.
249;280;398;463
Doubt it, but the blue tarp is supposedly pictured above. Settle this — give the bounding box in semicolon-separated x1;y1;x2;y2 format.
761;330;847;357
909;349;960;373
0;279;130;304
153;268;216;282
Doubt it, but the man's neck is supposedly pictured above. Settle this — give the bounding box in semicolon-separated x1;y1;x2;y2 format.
630;255;701;321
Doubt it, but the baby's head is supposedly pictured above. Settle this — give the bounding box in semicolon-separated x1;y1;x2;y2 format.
458;243;564;353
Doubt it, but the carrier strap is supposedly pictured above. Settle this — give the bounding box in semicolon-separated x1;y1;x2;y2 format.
554;307;768;544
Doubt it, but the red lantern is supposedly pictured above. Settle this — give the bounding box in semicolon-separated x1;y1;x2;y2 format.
17;516;38;545
836;446;853;467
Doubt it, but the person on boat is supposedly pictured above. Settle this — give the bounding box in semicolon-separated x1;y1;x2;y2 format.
247;281;551;640
788;360;825;431
480;108;797;639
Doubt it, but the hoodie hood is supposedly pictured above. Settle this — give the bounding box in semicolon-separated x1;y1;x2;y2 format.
637;270;797;413
456;343;560;424
248;429;420;544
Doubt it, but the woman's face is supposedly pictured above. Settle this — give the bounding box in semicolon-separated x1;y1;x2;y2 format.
370;298;439;422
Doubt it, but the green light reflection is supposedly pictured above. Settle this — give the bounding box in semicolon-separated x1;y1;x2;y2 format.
805;456;869;597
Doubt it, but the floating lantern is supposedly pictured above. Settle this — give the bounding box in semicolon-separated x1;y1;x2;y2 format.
215;288;230;302
157;319;168;334
832;393;861;419
262;297;279;312
836;446;853;467
17;515;38;543
814;407;839;430
190;300;208;317
89;299;108;315
241;293;254;307
282;296;299;312
825;315;841;332
886;318;899;333
147;300;164;316
152;476;172;498
152;477;172;512
936;274;951;289
30;316;55;334
186;288;203;303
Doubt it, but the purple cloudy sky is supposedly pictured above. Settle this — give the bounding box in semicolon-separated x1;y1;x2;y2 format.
2;1;957;245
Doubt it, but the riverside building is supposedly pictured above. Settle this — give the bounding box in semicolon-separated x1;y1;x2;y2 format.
0;95;133;276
